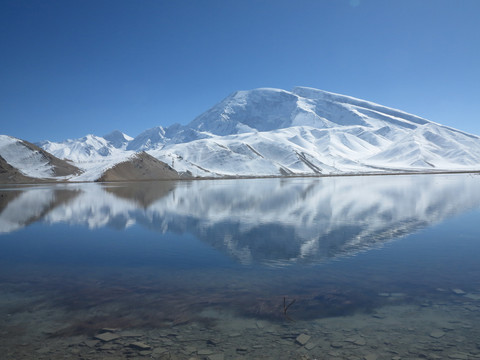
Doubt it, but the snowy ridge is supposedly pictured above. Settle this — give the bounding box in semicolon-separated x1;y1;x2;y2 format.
103;130;133;149
40;133;132;162
126;126;166;151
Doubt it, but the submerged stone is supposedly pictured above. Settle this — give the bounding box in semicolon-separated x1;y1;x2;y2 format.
465;293;480;300
94;333;120;342
198;349;214;355
83;339;99;348
345;337;366;346
119;330;143;337
295;333;311;346
429;330;446;339
448;353;469;360
129;342;151;350
208;354;225;360
100;328;118;333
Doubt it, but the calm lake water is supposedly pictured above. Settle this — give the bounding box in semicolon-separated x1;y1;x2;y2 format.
1;174;480;359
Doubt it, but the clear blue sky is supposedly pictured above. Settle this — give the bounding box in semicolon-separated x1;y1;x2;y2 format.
1;0;479;142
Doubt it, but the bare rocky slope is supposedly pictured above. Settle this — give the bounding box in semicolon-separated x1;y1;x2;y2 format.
96;152;186;182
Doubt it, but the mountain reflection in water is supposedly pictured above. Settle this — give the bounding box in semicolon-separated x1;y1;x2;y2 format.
1;174;480;265
2;174;480;360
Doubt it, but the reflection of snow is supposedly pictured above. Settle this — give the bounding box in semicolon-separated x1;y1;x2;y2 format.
0;189;56;233
1;174;480;264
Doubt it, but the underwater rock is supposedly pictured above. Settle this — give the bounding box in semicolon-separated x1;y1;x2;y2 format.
129;341;151;350
295;333;311;346
94;332;120;342
429;330;446;339
208;354;225;360
83;339;99;348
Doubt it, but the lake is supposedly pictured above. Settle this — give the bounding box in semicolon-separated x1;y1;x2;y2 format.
1;174;480;359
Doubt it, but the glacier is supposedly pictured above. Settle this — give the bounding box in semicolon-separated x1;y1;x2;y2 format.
2;86;480;181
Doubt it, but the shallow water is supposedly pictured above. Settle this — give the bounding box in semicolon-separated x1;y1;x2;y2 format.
1;174;480;359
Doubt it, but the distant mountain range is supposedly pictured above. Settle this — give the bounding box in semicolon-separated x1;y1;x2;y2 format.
2;87;480;182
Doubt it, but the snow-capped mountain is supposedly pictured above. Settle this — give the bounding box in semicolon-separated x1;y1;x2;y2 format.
3;86;480;182
40;132;133;162
148;87;480;176
103;130;133;149
126;126;166;151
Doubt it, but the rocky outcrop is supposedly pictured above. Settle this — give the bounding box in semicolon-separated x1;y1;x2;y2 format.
96;152;187;182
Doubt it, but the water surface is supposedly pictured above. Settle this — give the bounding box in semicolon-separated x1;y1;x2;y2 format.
1;174;480;359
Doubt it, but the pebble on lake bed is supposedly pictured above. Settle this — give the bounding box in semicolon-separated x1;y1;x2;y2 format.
429;330;446;339
295;333;311;346
94;333;120;342
129;341;151;350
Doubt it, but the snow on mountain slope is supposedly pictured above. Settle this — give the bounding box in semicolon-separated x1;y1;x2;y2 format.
150;127;368;177
0;135;81;180
181;86;432;138
144;87;480;176
151;124;480;177
365;123;480;170
128;86;432;152
40;134;130;162
39;134;138;181
0;135;55;178
126;126;167;151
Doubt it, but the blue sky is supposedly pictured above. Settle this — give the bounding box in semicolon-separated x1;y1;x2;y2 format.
1;0;479;142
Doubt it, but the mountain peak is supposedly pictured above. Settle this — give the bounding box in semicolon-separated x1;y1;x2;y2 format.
104;130;133;149
127;126;166;151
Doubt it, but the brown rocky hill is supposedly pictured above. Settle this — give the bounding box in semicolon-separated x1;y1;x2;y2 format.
96;152;188;182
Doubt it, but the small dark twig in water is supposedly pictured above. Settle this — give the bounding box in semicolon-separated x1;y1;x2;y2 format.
283;296;296;321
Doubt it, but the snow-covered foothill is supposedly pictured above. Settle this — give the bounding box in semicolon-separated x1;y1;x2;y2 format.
0;135;55;178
